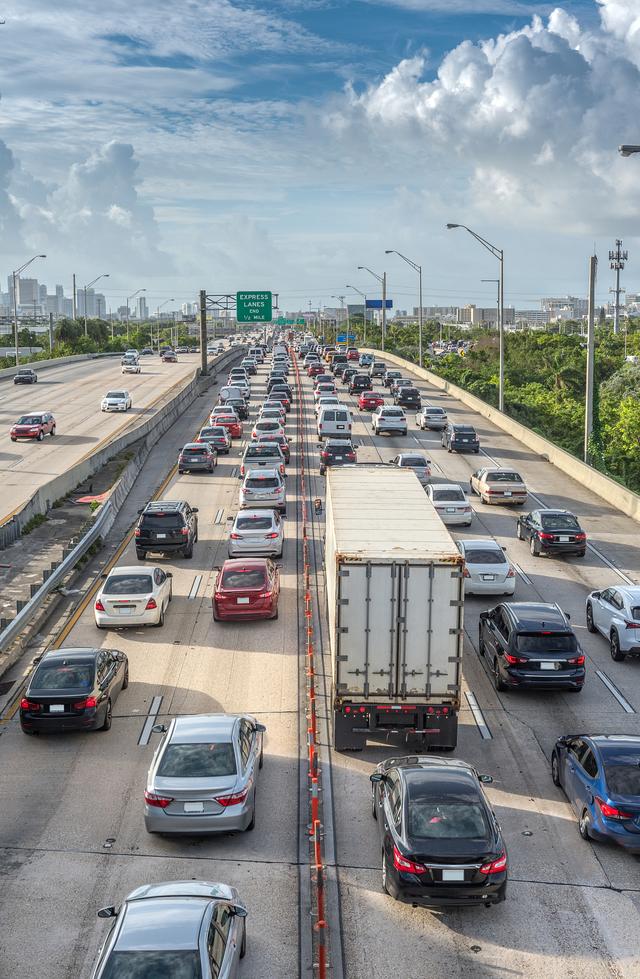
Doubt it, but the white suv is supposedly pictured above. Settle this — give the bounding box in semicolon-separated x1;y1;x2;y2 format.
372;405;407;436
586;586;640;661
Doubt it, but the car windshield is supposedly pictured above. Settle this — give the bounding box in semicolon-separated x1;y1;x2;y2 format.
103;575;153;595
516;633;577;653
245;476;280;489
433;488;464;502
408;799;489;840
32;662;93;690
247;447;278;458
157;741;237;778
100;950;202;979
141;514;183;529
540;513;580;530
236;515;273;531
400;456;427;467
221;569;267;589
487;472;523;483
465;548;505;565
106;392;126;399
603;762;640;796
17;415;43;424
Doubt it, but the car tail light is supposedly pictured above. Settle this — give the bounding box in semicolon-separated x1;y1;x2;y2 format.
462;506;472;512
504;653;527;665
346;453;356;461
216;788;249;807
392;845;426;875
575;533;586;541
145;598;158;610
74;696;98;709
95;599;105;612
480;852;507;875
258;590;273;599
20;698;41;711
596;798;633;820
230;533;242;540
538;532;554;541
265;532;279;539
135;527;141;538
567;654;585;665
625;620;640;629
180;527;189;536
144;790;173;809
506;568;516;579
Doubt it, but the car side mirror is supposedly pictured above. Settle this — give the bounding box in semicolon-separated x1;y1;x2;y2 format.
564;611;571;620
97;906;117;919
591;591;600;600
100;572;108;579
191;507;199;513
117;651;127;662
254;723;267;733
479;611;490;621
232;905;248;918
151;723;167;734
501;545;506;551
369;772;385;783
165;572;173;578
478;774;493;784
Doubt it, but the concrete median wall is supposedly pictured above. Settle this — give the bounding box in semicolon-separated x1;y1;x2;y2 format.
1;349;243;546
362;347;640;524
0;351;121;382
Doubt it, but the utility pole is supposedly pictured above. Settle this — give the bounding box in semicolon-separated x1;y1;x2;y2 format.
48;312;54;353
584;254;597;464
381;271;387;351
72;273;77;320
199;290;208;375
609;239;628;335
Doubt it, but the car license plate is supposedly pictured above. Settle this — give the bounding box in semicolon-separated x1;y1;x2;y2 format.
155;533;167;539
558;536;570;542
49;704;65;712
118;607;134;615
337;424;345;429
482;574;495;581
334;456;343;461
503;491;512;497
540;662;556;670
446;507;457;513
237;597;250;604
442;869;465;882
184;802;204;813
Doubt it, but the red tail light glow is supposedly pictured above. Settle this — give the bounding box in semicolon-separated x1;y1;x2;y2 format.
575;532;587;541
538;532;554;541
230;533;242;540
216;788;249;807
463;567;470;578
506;568;516;578
180;527;189;536
74;696;98;710
567;655;585;665
20;698;41;711
265;532;279;539
393;845;426;875
144;790;173;809
624;621;640;630
504;653;527;665
480;852;507;875
145;598;158;610
596;798;633;820
134;528;141;538
95;599;105;611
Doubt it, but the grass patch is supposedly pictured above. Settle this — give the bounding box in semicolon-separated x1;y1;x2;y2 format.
21;513;47;535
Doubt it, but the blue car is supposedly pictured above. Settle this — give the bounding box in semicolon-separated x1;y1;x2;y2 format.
551;735;640;852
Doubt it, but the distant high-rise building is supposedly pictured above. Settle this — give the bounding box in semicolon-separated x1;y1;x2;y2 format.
95;293;106;319
16;277;39;304
541;296;588;320
135;296;149;320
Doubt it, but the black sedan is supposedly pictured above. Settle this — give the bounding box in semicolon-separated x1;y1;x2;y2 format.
20;647;128;734
516;508;587;557
371;756;506;908
319;438;356;475
394;386;421;408
14;368;38;384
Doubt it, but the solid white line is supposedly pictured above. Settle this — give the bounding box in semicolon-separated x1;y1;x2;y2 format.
586;543;634;585
479;448;501;466
595;670;635;714
188;574;202;600
465;690;492;740
511;561;533;586
138;695;163;745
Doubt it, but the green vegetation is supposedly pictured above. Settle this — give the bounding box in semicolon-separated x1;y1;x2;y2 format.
350;319;640;494
21;513;47;535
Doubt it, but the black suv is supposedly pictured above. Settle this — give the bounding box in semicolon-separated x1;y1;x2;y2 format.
331;356;348;375
135;501;199;560
348;373;371;394
394;386;421;408
479;602;585;693
319;438;356;475
442;423;480;453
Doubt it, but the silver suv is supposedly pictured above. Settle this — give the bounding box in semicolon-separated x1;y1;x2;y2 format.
239;468;286;514
372;405;407;436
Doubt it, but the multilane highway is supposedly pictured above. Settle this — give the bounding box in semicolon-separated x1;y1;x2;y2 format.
0;346;639;977
0;353;204;525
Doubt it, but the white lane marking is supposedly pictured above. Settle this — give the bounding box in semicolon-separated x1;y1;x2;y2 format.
188;574;202;600
479;448;501;466
511;561;533;586
138;695;163;745
595;670;635;714
214;507;225;524
231;467;238;478
465;690;492;740
585;543;634;585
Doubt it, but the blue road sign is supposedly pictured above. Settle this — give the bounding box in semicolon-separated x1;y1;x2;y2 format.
365;299;393;309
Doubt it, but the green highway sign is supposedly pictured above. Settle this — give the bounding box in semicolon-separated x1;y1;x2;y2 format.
236;291;273;323
275;317;306;326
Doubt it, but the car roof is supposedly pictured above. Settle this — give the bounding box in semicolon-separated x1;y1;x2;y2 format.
460;538;503;550
143;501;186;513
40;647;99;662
171;713;241;744
615;587;640;600
235;509;277;520
245;466;279;476
117;898;205;951
483;468;521;475
106;566;155;576
431;482;462;492
183;442;207;449
504;602;568;628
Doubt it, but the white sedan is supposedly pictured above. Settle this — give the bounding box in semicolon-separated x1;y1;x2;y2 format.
95;566;173;628
456;539;516;596
101;390;132;412
427;483;473;526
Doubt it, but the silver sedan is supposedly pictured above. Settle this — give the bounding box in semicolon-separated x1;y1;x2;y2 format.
144;713;266;834
456;539;516;596
427;483;473;526
228;508;284;558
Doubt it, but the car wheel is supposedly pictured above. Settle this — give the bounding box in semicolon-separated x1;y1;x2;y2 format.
156;605;165;628
50;426;56;437
240;922;247;959
610;630;625;662
381;850;392;896
586;603;597;634
101;699;113;732
551;751;561;787
37;430;44;441
273;605;279;620
469;480;476;494
246;797;256;832
136;550;146;561
10;437;17;442
530;536;540;557
516;522;524;541
478;634;486;657
493;658;507;692
371;785;378;820
122;667;129;690
577;549;586;557
578;809;592;841
184;544;193;559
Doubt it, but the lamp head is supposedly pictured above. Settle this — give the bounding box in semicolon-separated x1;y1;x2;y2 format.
446;224;459;230
39;254;47;258
619;145;640;157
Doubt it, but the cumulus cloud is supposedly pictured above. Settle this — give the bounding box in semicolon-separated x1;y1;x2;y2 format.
0;141;26;258
324;0;640;234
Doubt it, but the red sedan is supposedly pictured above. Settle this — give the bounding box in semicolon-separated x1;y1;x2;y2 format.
346;348;359;361
215;413;243;439
10;411;56;441
307;363;323;377
358;391;384;411
213;558;280;621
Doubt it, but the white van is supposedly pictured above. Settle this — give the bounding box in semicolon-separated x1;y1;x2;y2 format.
317;405;352;440
249;346;264;363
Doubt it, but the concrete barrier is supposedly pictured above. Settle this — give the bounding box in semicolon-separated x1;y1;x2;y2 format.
0;351;122;382
362;347;640;524
0;348;243;545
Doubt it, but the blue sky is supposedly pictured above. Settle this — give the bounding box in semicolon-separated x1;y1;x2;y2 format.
0;0;638;314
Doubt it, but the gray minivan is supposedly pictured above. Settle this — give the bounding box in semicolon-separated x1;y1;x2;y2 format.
317;405;352;440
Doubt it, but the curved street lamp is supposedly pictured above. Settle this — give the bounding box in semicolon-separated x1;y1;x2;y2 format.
357;266;387;351
13;254;46;366
83;273;109;337
386;249;423;365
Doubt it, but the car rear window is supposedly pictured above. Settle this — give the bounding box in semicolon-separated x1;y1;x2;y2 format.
603;763;640;796
432;488;464;502
32;662;93;690
106;392;126;399
141;514;183;530
540;513;580;530
516;633;577;653
488;472;523;482
157;742;237;778
465;548;505;564
236;515;273;531
201;427;225;437
100;950;202;979
454;426;476;434
182;447;206;455
426;408;445;415
221;569;267;589
384;409;404;417
104;575;153;595
247;447;278;457
246;476;280;489
400;456;427;467
408;800;489;840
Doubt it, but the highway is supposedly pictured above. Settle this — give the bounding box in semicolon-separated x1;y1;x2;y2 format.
1;345;639;977
0;353;204;524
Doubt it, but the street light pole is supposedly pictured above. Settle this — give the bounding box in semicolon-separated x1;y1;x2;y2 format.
126;288;146;343
156;299;175;350
447;224;505;411
357;266;386;350
385;250;423;365
12;254;46;367
346;285;367;344
83;273;109;337
481;278;500;331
